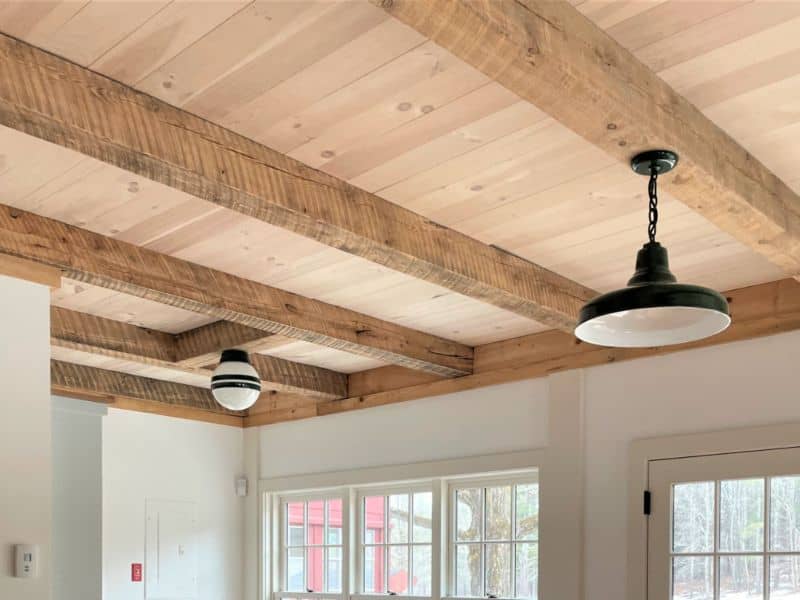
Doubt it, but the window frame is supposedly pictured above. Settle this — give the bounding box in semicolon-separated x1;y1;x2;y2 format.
355;482;440;600
446;473;540;600
276;489;350;600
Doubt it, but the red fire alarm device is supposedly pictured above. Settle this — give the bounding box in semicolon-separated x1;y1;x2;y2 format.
131;563;142;582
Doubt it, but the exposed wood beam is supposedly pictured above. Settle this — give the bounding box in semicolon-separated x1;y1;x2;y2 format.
245;278;800;426
51;307;348;400
51;360;242;421
174;320;291;368
1;205;471;376
0;253;61;288
0;32;595;331
372;0;800;279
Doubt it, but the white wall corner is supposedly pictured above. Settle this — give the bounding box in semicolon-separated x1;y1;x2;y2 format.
540;369;586;600
243;427;261;600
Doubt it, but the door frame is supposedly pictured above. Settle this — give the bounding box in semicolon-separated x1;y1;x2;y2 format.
626;421;800;600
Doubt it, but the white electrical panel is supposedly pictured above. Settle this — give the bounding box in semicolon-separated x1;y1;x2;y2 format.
15;544;39;578
145;500;198;599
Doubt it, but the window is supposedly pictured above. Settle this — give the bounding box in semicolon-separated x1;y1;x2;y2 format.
647;446;800;600
282;496;345;595
270;467;539;600
450;479;539;599
360;489;434;596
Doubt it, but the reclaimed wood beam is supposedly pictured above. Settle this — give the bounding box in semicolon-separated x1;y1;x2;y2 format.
245;278;800;426
0;205;471;376
50;307;348;400
372;0;800;278
174;320;291;368
0;32;595;331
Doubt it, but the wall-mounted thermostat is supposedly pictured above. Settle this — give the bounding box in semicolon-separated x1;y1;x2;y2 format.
15;544;39;578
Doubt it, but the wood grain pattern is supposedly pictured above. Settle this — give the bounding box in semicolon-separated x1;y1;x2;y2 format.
0;204;471;376
51;306;347;400
0;253;61;288
374;0;800;279
0;32;595;330
174;320;289;368
247;277;800;425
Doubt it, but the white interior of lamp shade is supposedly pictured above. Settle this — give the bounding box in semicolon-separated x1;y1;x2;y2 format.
574;306;731;348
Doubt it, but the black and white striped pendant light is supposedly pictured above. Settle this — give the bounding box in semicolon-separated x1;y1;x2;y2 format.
211;349;261;411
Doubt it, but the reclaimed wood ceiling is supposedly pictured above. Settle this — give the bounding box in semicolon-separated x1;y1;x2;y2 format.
0;0;798;422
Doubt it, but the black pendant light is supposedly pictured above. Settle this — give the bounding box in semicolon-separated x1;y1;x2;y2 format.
574;150;730;348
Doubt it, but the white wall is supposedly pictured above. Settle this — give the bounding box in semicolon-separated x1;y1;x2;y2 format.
583;329;800;600
102;408;245;600
52;396;105;600
259;378;549;478
0;275;52;600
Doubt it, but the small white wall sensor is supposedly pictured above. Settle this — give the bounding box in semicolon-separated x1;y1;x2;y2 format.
15;544;39;578
235;477;248;497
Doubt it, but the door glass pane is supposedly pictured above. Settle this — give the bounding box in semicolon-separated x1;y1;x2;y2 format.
327;547;342;593
287;547;304;592
486;486;512;541
720;479;765;552
770;555;800;599
719;555;763;600
515;542;538;599
770;476;800;551
365;496;386;544
672;556;713;600
307;500;324;546
456;544;481;596
412;544;432;596
516;484;539;541
364;546;384;594
485;542;512;598
413;492;433;543
389;494;410;544
307;546;323;592
673;482;714;553
388;545;409;594
457;488;482;542
327;499;342;545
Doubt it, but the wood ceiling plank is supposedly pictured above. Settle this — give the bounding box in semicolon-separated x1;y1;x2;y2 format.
0;32;595;331
1;205;470;376
51;306;348;400
373;0;800;280
174;320;289;368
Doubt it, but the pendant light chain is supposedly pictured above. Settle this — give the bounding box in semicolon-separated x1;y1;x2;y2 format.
647;165;659;243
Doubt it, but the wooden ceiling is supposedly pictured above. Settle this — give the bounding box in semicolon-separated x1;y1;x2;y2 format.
1;0;799;425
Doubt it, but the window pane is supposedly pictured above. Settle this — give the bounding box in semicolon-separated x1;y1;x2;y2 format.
287;502;305;546
770;555;800;599
287;547;304;592
308;500;325;546
389;494;410;544
485;543;512;598
389;545;409;595
720;479;765;552
457;488;482;542
672;556;713;600
364;546;384;594
456;544;481;597
365;496;386;544
515;542;538;599
327;499;342;545
770;476;800;551
413;492;433;543
412;544;432;596
672;482;714;553
307;546;323;592
327;547;342;593
516;484;539;541
486;486;512;541
719;555;763;600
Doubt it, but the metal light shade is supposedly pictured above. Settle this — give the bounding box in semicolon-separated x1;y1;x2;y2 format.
575;242;730;347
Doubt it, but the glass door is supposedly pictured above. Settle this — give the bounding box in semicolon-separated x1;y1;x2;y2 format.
648;447;800;600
